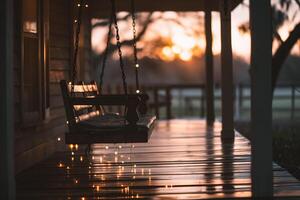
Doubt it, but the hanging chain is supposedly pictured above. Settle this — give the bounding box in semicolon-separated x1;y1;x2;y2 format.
111;0;128;95
131;0;140;93
71;0;84;94
99;11;114;92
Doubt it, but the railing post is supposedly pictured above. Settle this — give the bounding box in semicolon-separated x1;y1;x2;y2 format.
205;11;215;125
153;87;160;119
291;85;295;120
250;0;273;196
106;85;112;112
239;84;243;115
0;0;15;198
166;86;172;119
201;86;205;117
220;0;234;140
235;84;240;119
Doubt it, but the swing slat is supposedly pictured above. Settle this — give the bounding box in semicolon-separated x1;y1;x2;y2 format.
60;80;156;144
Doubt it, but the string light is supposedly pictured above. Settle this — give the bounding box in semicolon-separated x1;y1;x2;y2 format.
96;185;100;192
85;4;88;7
77;3;81;7
57;137;61;141
136;90;140;94
135;64;139;68
74;19;77;23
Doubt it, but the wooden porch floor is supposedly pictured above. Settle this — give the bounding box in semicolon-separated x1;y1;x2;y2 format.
16;120;300;199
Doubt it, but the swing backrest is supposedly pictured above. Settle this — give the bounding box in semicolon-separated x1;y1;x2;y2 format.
60;80;103;128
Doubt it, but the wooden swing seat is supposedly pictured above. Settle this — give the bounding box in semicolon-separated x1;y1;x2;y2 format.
60;80;156;144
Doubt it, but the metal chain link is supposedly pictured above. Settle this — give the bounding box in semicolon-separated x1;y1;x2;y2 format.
71;0;84;94
111;0;128;95
99;11;114;92
131;0;140;92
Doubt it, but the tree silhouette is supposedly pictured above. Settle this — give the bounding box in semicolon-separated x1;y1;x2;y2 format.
240;0;300;91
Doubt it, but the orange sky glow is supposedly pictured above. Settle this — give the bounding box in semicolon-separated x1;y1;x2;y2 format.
91;1;300;63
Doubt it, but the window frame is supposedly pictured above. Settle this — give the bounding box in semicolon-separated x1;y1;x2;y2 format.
20;0;50;127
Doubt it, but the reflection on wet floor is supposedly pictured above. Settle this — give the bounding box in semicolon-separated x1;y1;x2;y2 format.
17;120;300;199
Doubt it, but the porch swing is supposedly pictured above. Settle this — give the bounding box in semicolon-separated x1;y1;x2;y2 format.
60;0;156;144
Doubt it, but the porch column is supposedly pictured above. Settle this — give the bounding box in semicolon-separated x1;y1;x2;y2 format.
220;0;234;140
0;0;15;199
250;0;273;197
204;11;215;126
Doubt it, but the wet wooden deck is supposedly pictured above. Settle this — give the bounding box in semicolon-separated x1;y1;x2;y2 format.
16;120;300;199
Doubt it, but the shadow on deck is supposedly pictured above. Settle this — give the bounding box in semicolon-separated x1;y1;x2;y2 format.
16;120;300;199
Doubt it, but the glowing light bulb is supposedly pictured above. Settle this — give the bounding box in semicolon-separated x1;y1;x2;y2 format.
85;4;88;7
80;156;83;162
74;20;77;23
77;3;81;7
105;146;109;149
136;90;140;94
57;137;61;141
135;64;139;68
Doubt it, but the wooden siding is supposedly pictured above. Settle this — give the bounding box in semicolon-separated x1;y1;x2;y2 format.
13;0;93;173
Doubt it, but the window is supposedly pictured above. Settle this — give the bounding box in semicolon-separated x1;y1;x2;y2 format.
21;0;49;126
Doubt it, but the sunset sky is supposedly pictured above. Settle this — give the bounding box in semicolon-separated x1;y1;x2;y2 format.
91;0;300;63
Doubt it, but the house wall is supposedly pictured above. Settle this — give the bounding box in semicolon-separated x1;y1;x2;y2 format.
14;0;91;173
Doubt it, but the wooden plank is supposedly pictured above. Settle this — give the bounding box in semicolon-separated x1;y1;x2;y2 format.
0;0;15;198
89;0;242;16
204;11;215;125
50;47;70;60
220;0;234;140
16;120;300;199
250;0;273;197
70;94;148;106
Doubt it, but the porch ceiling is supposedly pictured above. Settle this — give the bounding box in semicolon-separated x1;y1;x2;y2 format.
88;0;242;17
